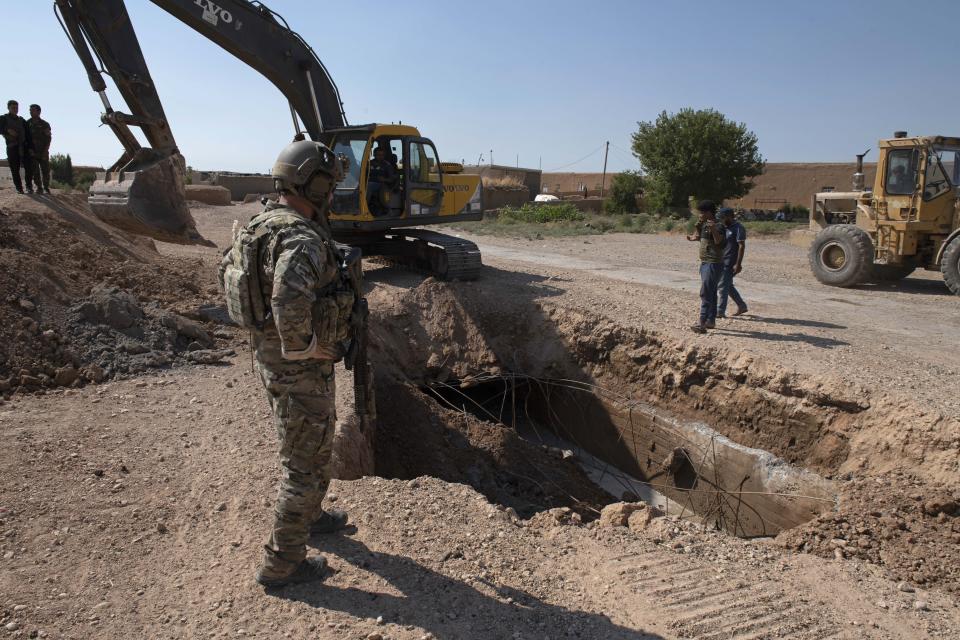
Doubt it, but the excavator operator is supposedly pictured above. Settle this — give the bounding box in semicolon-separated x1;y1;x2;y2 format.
367;145;398;217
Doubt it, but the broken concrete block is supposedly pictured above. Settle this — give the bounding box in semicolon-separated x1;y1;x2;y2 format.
159;312;212;346
598;502;647;528
53;366;80;387
627;505;665;532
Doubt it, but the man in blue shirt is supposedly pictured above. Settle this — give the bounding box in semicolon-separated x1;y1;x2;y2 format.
718;208;748;318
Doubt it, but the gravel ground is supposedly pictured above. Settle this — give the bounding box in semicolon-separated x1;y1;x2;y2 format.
1;368;958;639
2;198;956;638
449;228;960;419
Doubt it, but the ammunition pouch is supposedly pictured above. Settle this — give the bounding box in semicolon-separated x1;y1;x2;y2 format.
218;205;369;370
312;288;355;350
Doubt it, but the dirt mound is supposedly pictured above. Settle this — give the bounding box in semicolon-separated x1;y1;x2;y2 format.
0;192;224;394
779;472;960;593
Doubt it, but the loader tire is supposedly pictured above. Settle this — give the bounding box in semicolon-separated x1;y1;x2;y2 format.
809;224;873;287
871;263;916;282
941;236;960;296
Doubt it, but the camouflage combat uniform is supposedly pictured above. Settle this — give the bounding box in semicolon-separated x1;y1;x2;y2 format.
249;201;343;579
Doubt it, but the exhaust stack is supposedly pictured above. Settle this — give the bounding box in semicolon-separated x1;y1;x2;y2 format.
853;148;870;192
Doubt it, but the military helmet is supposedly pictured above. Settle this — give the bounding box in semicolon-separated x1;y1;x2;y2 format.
271;139;343;206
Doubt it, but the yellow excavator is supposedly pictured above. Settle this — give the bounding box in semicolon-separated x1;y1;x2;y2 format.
54;0;483;279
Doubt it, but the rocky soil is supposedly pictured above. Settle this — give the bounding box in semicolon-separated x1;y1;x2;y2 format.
1;368;958;639
0;192;231;394
0;194;957;637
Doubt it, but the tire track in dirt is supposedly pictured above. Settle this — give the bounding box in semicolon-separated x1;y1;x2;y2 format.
594;552;842;639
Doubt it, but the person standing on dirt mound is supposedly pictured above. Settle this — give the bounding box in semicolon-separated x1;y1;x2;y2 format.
219;139;356;588
0;100;30;194
26;104;52;195
686;200;725;333
717;207;748;318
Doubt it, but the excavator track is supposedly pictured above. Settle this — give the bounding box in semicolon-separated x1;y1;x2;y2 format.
345;229;482;281
398;229;483;281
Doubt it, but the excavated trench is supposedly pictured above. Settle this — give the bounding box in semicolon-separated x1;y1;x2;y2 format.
419;374;835;537
366;277;849;538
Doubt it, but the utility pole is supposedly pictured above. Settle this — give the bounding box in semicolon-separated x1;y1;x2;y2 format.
600;141;609;199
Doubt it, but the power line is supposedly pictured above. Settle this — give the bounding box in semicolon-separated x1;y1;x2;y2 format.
609;142;637;162
608;147;636;164
544;144;606;172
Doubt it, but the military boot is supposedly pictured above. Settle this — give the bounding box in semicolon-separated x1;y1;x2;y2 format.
255;556;328;588
309;508;349;535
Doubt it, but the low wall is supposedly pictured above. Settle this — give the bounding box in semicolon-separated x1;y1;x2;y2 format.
483;187;529;211
210;174;275;201
544;197;607;214
185;184;232;206
464;165;541;202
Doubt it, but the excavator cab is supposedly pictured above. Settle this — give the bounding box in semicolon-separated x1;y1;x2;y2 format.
327;124;453;223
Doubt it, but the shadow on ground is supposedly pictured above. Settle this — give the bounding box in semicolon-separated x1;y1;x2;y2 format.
713;326;849;349
276;536;665;640
854;277;951;297
737;315;846;330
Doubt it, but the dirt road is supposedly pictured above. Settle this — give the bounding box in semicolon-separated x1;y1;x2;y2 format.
454;229;960;418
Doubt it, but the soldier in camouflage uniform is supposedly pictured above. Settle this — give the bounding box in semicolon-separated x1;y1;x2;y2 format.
222;140;353;587
26;105;52;194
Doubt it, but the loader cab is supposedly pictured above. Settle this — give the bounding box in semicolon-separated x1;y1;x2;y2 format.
328;124;443;222
876;135;960;203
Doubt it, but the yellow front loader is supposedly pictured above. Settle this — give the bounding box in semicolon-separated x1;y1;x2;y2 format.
807;132;960;294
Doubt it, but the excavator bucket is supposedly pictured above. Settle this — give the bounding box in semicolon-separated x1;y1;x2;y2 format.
87;149;213;246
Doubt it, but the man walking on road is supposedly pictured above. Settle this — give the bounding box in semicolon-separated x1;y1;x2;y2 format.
0;100;30;194
687;200;725;333
26;104;52;194
718;207;748;318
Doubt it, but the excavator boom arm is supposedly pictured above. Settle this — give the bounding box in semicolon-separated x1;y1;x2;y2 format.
55;0;348;245
145;0;347;138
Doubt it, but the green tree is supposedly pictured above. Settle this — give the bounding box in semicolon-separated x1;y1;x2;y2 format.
50;153;74;185
631;109;764;212
604;170;644;214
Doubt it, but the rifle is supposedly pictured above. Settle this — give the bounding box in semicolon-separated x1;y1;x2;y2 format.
340;246;375;437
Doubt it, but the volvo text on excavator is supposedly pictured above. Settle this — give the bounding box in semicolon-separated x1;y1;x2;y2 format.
54;0;483;279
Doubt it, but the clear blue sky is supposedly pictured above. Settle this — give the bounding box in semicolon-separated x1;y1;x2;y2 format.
6;0;959;173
